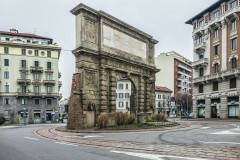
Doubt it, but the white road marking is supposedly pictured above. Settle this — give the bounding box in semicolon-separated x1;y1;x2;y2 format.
64;135;103;138
199;141;240;145
0;126;19;129
54;141;78;147
201;127;210;129
111;150;213;160
211;130;240;135
24;137;39;141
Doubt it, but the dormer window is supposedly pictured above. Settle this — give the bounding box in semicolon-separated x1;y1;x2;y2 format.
230;0;237;9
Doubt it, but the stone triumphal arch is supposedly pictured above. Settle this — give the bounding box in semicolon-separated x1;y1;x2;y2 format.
67;4;159;129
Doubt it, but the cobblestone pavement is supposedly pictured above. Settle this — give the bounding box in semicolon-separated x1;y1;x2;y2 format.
34;122;240;160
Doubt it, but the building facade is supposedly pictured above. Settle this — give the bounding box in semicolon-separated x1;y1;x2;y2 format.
155;51;193;97
0;29;61;123
116;79;131;113
155;86;176;117
186;0;240;119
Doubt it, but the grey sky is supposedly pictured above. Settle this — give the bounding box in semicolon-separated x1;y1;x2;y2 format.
0;0;216;98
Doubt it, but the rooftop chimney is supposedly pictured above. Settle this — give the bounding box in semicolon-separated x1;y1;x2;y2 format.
10;28;18;33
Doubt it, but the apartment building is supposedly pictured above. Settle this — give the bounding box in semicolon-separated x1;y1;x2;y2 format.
155;86;176;117
0;29;61;123
186;0;240;119
155;51;193;97
116;79;132;113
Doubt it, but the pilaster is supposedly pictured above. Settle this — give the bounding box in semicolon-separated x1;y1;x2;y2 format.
220;96;228;119
138;76;144;113
221;20;227;71
109;70;117;112
99;68;108;112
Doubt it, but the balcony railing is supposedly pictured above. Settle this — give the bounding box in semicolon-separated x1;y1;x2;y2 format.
43;80;55;85
30;66;43;72
17;79;31;84
45;68;53;73
194;42;206;51
192;58;208;68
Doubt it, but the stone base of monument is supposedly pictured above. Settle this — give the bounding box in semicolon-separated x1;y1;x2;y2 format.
137;113;152;123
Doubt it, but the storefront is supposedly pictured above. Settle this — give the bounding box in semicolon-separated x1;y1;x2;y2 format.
211;99;220;118
197;100;205;118
46;110;53;121
33;110;41;124
18;109;29;124
228;97;239;118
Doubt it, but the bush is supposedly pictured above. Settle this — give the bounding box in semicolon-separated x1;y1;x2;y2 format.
113;112;136;126
151;114;167;122
97;114;108;128
0;117;5;125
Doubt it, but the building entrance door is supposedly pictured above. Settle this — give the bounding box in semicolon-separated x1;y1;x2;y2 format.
211;106;217;118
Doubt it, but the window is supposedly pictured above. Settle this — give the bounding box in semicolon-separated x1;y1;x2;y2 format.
4;59;9;66
47;86;52;93
47;62;51;70
118;84;123;90
22;49;26;55
34;86;39;94
214;29;219;39
199;84;204;93
213;10;220;19
5;84;9;93
47;51;51;58
5;98;9;105
199;68;204;77
214;45;219;56
231;38;237;51
34;73;39;80
230;0;237;9
198;19;204;27
125;93;130;98
214;63;219;73
4;71;9;79
34;61;39;67
230;78;237;89
163;95;165;99
4;47;9;54
119;93;124;99
126;102;129;108
199;52;204;59
198;35;203;44
21;60;26;68
5;38;10;41
22;85;26;93
35;99;40;105
126;84;128;89
232;58;237;69
47;73;52;80
21;98;26;105
32;41;39;44
232;20;237;31
118;101;124;108
213;81;218;91
34;50;39;56
47;99;52;105
21;72;26;80
27;40;31;43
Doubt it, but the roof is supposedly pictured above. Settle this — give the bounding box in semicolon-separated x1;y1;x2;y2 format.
185;0;227;24
0;31;52;41
155;86;172;93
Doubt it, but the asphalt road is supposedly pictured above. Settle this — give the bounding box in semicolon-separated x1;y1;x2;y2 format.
0;121;239;160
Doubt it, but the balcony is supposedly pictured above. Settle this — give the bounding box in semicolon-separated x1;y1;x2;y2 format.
192;58;208;68
43;80;55;85
19;67;28;72
17;79;31;84
32;79;42;85
42;93;59;98
30;66;43;72
194;42;206;51
45;68;53;73
178;64;192;72
17;92;30;97
222;68;240;77
59;81;62;87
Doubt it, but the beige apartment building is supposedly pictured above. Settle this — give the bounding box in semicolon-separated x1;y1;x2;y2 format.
186;0;240;119
0;29;61;123
155;51;193;97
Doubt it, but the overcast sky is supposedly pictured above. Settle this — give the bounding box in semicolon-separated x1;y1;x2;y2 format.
0;0;217;98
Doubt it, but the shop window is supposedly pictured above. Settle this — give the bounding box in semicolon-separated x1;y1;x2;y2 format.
231;58;237;69
35;99;40;105
47;99;52;105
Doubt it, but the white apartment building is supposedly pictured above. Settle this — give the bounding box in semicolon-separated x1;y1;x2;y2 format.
116;79;131;113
